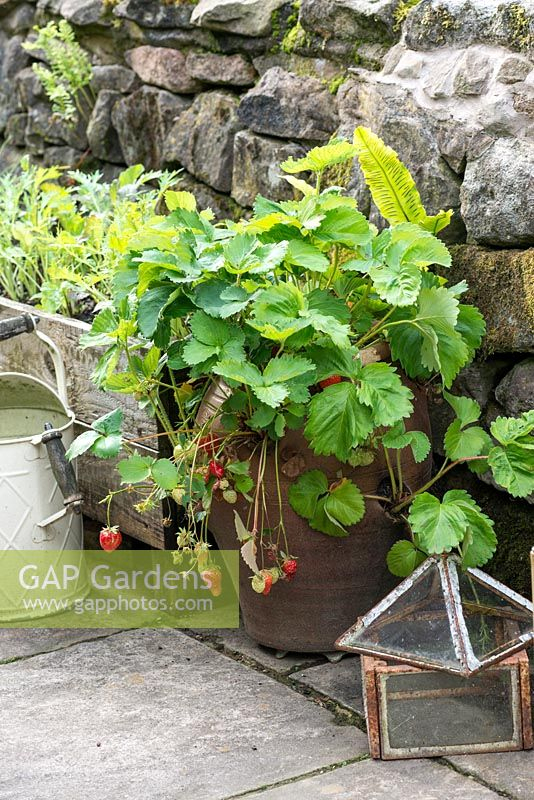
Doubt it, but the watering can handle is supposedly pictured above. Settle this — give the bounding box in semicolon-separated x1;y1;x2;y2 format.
0;312;38;341
0;313;69;406
42;423;83;514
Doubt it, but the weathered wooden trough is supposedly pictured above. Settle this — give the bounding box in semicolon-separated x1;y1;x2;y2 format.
0;297;168;549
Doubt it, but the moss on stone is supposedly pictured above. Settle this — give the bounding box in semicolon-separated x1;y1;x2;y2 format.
326;74;346;94
271;1;303;54
447;245;534;355
281;20;309;54
502;3;534;51
418;3;459;45
393;0;421;31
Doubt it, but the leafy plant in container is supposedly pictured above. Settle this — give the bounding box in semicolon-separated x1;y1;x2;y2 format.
67;129;534;653
0;159;179;319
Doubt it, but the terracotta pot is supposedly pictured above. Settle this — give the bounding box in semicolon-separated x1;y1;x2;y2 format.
209;379;432;653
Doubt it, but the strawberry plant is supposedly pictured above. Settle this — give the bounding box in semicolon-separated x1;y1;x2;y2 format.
67;128;534;593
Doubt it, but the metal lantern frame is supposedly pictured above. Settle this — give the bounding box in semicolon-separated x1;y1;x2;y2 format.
361;651;533;760
336;555;534;677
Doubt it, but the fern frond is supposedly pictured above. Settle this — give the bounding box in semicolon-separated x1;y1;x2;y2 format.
419;210;454;235
353;126;427;225
281;139;358;175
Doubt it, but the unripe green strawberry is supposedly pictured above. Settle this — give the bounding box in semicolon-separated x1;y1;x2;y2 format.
201;567;222;597
223;489;238;504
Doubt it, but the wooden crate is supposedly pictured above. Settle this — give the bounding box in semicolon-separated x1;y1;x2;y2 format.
0;297;168;548
362;651;533;760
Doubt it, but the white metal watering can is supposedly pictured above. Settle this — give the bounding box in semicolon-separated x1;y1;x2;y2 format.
0;313;83;552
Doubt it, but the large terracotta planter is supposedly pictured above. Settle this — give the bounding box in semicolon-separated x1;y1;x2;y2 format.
209;381;432;653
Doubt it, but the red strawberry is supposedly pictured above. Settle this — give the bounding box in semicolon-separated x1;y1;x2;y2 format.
319;375;342;389
281;559;298;580
99;526;122;551
262;573;273;596
201;567;222;597
208;460;225;479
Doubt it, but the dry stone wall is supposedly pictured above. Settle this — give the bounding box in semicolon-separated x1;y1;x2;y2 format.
0;0;533;582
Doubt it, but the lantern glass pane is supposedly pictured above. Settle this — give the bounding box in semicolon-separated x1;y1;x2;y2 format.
458;571;533;663
343;567;459;669
380;666;519;755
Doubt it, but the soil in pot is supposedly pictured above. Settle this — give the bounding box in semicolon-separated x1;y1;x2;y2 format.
208;381;432;654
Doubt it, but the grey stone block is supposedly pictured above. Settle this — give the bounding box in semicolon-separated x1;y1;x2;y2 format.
163;90;243;192
238;67;338;142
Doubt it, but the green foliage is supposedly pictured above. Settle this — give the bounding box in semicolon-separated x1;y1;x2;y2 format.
66;128;524;586
443;391;492;461
387;539;426;577
0;159;180;316
288;470;365;536
24;21;93;124
381;422;431;464
487;411;534;497
353;127;452;233
66;409;123;460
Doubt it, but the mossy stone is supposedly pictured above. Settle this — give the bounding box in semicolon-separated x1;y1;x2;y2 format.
447;245;534;354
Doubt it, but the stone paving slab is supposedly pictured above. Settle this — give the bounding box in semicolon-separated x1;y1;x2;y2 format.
446;751;534;800
0;628;120;662
292;655;364;714
0;629;366;800
240;757;503;800
190;626;323;675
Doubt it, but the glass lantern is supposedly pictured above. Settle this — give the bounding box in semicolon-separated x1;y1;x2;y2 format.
336;555;534;676
337;555;534;759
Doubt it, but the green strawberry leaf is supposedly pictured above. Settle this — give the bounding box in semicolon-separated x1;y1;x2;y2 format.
118;455;154;484
456;304;485;356
262;355;315;385
387;287;470;387
356;362;414;427
443;391;481;427
314;206;373;248
381;422;431;464
444;420;493;461
288;469;328;519
408;491;469;554
151;458;180;491
213;360;263;386
138;285;179;338
91;433;123;459
304;382;374;462
285;239;329;272
306;344;360;381
92;408;124;436
66;429;100;461
387;540;426;577
324;478;365;526
253;383;288;408
490;411;534;446
442;490;497;569
488;444;534;498
193;280;251;318
248;404;276;429
369;258;422;307
310;497;350;537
